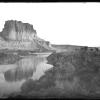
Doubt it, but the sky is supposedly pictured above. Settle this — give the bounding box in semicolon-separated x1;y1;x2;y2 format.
0;3;100;47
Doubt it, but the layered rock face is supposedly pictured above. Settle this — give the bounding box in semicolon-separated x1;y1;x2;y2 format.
0;20;51;50
0;20;37;41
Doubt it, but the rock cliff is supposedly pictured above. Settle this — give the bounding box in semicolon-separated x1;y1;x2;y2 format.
0;20;37;41
0;20;52;51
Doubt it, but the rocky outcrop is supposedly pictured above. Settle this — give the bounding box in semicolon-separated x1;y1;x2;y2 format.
0;20;37;41
0;20;52;51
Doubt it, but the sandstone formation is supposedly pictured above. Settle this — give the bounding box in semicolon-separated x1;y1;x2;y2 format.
0;20;52;51
0;20;37;41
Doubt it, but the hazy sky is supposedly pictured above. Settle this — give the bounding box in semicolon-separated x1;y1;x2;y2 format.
0;3;100;47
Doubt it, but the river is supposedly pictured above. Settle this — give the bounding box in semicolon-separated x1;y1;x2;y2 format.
0;53;53;98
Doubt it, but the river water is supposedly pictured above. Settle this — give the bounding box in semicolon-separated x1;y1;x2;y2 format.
0;53;53;98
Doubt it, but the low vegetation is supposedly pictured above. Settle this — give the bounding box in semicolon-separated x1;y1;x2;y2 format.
19;47;100;98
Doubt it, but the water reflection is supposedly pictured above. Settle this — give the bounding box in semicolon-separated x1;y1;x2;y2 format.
0;54;53;97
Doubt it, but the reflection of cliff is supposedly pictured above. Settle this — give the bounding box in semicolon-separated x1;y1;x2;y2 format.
0;20;52;51
4;56;41;82
4;67;34;82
